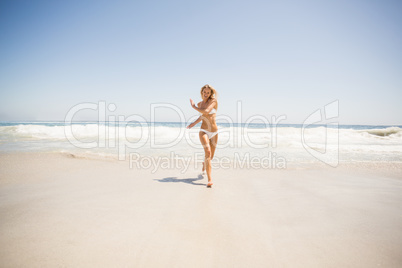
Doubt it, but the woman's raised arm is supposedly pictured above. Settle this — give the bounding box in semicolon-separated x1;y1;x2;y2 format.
190;99;216;115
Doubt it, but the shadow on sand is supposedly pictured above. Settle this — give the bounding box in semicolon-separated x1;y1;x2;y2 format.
155;174;206;186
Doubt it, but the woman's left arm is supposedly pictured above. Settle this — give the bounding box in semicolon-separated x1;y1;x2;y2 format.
186;116;202;129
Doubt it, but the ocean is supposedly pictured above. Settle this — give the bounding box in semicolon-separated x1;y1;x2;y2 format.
0;122;401;168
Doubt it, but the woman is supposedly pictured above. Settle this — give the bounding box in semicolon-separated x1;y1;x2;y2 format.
187;84;219;188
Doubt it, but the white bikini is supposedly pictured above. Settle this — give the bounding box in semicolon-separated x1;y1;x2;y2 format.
199;108;218;139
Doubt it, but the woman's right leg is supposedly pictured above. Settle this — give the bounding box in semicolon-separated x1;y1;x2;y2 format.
199;132;212;184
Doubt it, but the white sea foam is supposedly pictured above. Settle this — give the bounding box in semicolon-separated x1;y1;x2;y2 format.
1;124;401;163
1;125;401;145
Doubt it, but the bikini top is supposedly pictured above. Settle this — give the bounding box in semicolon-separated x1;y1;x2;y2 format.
200;108;217;115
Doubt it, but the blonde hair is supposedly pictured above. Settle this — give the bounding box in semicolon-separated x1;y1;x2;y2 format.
200;84;218;109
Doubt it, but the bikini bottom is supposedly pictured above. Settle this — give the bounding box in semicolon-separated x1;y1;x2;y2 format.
199;129;218;139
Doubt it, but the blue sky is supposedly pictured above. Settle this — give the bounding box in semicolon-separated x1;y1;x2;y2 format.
0;0;401;124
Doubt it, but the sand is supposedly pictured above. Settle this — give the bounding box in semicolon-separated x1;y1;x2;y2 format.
0;152;402;267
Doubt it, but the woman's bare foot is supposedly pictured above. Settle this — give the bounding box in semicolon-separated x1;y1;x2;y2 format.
207;181;213;188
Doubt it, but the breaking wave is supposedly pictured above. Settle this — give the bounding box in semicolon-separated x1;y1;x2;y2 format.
1;123;401;163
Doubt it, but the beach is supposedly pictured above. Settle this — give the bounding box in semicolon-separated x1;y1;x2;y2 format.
2;0;401;266
1;152;401;267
